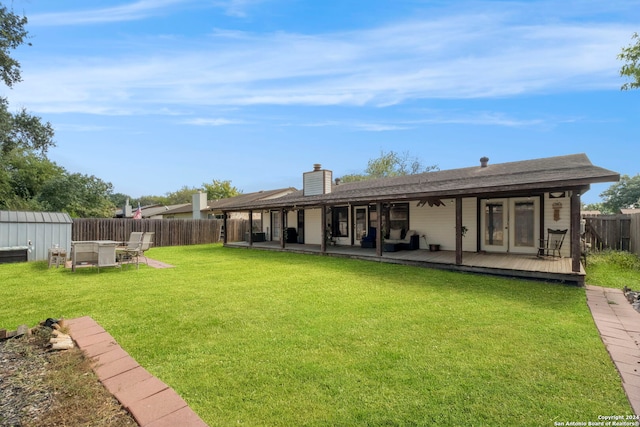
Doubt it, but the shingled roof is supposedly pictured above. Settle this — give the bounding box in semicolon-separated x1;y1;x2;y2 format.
164;188;298;215
221;153;619;211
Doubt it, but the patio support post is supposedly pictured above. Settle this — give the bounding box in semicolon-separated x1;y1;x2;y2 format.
248;210;253;246
376;202;383;257
321;205;327;253
280;209;286;249
455;196;463;265
223;213;228;245
571;190;581;272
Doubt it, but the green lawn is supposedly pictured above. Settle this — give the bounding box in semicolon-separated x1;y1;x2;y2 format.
0;244;633;425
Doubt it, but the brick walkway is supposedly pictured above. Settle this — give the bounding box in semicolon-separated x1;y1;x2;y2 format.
585;285;640;416
66;316;207;427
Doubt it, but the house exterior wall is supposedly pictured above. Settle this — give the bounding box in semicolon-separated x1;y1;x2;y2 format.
408;198;477;251
543;193;571;257
290;194;570;256
304;208;322;245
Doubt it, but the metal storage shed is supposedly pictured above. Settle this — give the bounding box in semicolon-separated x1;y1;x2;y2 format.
0;211;72;263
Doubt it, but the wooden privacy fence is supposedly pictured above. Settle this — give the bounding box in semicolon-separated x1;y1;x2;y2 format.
583;215;632;252
631;214;640;257
72;218;250;247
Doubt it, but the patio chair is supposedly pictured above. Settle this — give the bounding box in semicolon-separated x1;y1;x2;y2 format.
116;231;144;268
138;232;154;265
537;228;567;258
360;227;376;248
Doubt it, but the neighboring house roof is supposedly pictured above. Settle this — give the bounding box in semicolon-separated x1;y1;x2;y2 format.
163;188;297;216
221;153;619;211
141;203;190;218
581;210;602;216
620;208;640;215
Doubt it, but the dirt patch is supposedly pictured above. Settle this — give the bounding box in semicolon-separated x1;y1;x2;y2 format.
0;327;137;427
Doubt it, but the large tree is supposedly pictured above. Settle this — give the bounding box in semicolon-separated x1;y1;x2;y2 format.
339;150;438;183
600;174;640;213
0;5;115;217
38;173;115;218
0;6;55;155
618;32;640;90
202;179;241;200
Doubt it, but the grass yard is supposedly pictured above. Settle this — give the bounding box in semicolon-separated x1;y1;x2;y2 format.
0;244;633;425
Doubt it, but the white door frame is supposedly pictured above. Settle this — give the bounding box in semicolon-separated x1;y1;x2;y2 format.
481;197;540;254
508;197;540;255
481;199;508;252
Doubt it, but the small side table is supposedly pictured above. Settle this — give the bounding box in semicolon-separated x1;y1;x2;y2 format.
48;248;67;268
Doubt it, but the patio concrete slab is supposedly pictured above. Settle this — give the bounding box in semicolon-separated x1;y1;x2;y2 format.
585;285;640;416
67;317;208;426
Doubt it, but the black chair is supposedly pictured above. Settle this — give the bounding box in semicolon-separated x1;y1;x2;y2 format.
286;228;298;243
537;229;567;258
361;227;376;248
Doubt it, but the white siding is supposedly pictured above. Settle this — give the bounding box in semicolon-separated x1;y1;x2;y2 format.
303;170;332;196
263;211;272;239
304;208;323;244
462;198;478;252
543;193;571;257
409;197;476;251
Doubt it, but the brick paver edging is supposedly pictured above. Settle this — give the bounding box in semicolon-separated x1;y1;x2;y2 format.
585;285;640;416
66;316;208;427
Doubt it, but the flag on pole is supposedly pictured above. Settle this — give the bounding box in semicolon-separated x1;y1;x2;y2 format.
133;203;142;219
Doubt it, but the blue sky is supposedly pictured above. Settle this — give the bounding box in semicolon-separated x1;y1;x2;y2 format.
6;0;640;204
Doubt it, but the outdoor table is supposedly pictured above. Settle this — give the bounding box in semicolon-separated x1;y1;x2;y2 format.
71;240;119;272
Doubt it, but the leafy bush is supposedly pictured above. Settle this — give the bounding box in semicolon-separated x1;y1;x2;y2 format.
588;250;640;270
586;250;640;289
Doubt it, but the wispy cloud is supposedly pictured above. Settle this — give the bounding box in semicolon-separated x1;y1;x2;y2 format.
181;117;245;126
212;0;266;18
28;0;189;26
12;3;636;117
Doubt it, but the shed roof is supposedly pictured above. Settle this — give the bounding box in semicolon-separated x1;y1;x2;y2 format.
0;211;73;224
221;153;619;211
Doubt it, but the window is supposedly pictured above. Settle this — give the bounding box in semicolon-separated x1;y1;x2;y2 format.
332;206;349;237
389;204;409;235
271;211;281;239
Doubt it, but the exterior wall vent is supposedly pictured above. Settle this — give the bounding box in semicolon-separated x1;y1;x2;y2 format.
303;164;332;196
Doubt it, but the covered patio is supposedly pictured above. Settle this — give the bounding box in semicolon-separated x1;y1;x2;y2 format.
226;240;585;284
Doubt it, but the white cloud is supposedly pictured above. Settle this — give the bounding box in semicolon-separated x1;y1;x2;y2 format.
28;0;190;26
12;4;637;116
181;117;244;126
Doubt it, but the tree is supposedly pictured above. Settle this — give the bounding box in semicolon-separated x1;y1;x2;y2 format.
618;32;640;91
581;202;606;213
39;173;115;218
0;148;64;210
202;179;241;200
339;150;438;183
600;174;640;213
163;185;200;204
0;6;55;155
109;192;132;209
